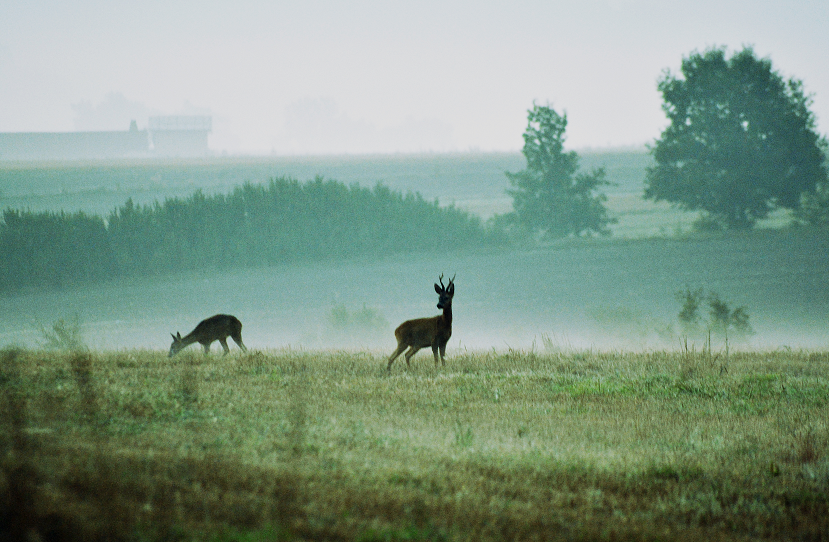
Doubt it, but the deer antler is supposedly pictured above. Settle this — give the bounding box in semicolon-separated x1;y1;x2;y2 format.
438;273;445;289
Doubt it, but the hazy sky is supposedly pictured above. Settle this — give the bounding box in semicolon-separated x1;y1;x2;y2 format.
1;0;827;154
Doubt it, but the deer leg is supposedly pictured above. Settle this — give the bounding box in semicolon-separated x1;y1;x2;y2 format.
387;343;407;372
432;345;440;367
219;338;230;355
202;342;210;355
439;344;447;367
404;346;421;368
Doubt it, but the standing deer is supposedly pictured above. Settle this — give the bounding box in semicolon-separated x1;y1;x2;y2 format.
169;314;247;357
387;274;455;372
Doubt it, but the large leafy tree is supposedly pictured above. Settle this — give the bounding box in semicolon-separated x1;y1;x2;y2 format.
645;46;827;230
506;103;613;238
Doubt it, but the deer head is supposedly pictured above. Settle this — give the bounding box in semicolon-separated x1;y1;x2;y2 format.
434;273;455;310
169;332;185;357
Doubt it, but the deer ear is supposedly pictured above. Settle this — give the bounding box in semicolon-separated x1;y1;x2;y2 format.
176;332;182;340
171;333;177;340
435;283;442;294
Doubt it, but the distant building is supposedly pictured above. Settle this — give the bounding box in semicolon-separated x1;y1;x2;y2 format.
148;115;212;157
0;124;149;161
0;115;212;160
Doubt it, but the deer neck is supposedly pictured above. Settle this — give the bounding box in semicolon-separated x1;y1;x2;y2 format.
440;303;453;329
181;332;200;346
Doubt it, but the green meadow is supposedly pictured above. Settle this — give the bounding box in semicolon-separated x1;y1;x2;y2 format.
2;347;828;540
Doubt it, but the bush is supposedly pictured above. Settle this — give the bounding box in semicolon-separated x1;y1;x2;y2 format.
0;209;116;290
38;314;86;352
676;287;753;338
0;178;495;293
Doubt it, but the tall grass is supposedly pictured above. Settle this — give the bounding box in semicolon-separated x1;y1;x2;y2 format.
1;347;827;540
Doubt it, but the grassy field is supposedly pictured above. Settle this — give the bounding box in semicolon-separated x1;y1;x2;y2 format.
2;346;828;541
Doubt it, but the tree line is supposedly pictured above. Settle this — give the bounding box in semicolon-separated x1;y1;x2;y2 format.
0;177;493;292
506;46;828;237
3;47;827;292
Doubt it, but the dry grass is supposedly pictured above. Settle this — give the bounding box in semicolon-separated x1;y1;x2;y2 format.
1;346;828;541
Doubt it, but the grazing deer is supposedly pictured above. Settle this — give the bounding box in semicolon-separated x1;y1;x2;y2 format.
169;314;247;357
387;274;455;372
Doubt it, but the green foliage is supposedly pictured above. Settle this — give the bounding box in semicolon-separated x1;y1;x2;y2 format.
676;287;704;328
795;161;829;226
39;314;86;352
691;213;725;233
675;287;753;337
646;46;828;229
328;304;389;332
504;103;614;238
0;208;116;290
0;177;493;292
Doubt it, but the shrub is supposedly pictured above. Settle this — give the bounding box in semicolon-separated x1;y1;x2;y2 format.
676;288;753;338
0;178;495;293
39;315;86;352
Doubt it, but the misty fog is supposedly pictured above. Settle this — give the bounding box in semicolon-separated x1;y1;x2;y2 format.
2;227;827;356
3;3;828;154
2;150;827;356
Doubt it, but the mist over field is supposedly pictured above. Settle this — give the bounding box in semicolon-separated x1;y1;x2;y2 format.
2;228;827;355
1;153;826;356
